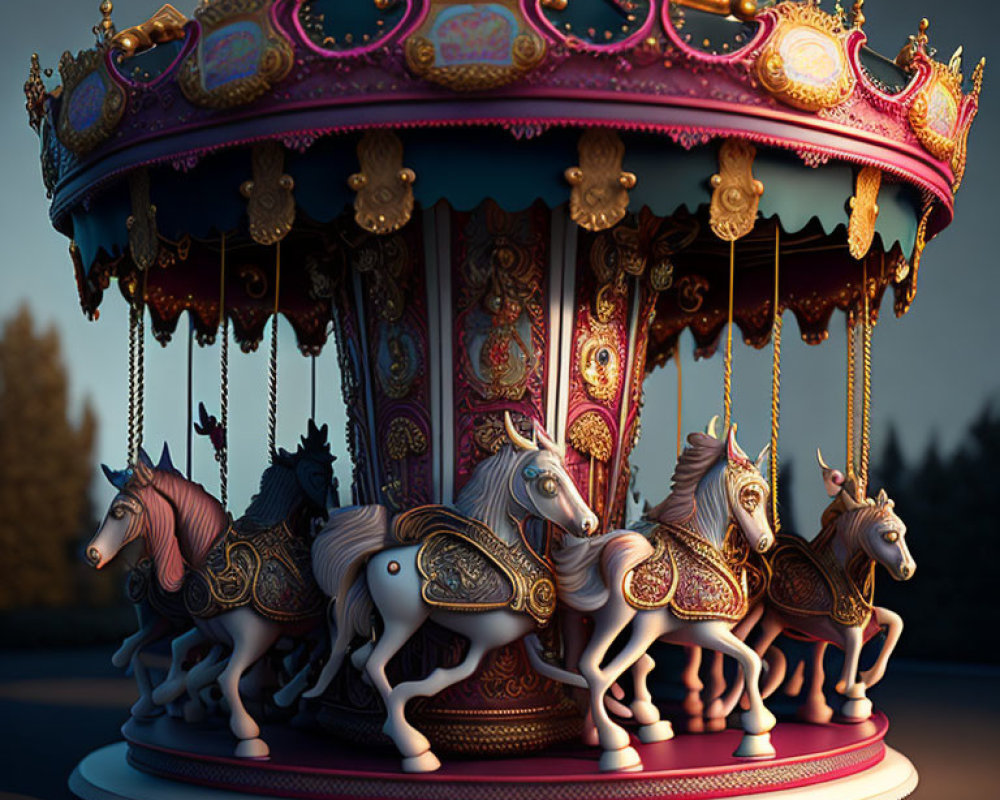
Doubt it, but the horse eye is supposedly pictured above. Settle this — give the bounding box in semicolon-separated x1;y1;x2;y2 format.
538;475;559;498
110;505;126;520
884;530;899;543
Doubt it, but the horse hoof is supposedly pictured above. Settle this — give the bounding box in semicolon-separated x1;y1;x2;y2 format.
130;698;161;720
600;746;643;773
733;733;776;759
638;721;674;744
402;751;441;773
582;725;600;747
840;697;873;722
631;700;660;726
235;738;269;759
741;708;776;736
183;700;206;724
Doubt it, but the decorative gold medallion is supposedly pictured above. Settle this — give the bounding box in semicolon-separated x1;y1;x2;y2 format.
349;130;416;235
56;49;126;154
847;166;881;260
568;412;613;462
578;320;622;405
566;129;637;233
909;61;963;163
111;4;189;59
710;139;763;242
756;1;856;111
127;169;159;271
405;0;546;92
178;0;294;109
240;142;295;246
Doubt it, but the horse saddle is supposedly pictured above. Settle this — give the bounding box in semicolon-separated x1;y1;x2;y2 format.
393;505;556;626
183;518;324;623
766;534;875;628
623;523;749;623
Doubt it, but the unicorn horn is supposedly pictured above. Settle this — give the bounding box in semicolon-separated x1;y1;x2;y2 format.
706;415;720;439
505;411;537;451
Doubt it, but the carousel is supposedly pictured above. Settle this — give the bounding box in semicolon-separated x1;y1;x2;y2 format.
24;0;982;798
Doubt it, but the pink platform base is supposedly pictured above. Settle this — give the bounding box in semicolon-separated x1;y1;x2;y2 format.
64;712;917;800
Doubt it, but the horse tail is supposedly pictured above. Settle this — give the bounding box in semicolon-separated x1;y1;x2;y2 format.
601;530;655;588
304;505;391;699
553;529;634;613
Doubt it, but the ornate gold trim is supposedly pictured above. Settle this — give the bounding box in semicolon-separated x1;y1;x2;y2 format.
909;60;964;163
386;417;428;460
578;320;622;405
111;3;189;59
127;169;159;271
951;57;985;193
566;129;637;233
56;48;126;154
710;139;763;242
568;412;613;462
240;142;295;246
405;0;546;91
847;166;881;260
349;130;416;234
178;0;293;109
895;202;932;316
756;2;855;112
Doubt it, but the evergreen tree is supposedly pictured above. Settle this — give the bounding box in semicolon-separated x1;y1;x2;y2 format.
0;305;97;609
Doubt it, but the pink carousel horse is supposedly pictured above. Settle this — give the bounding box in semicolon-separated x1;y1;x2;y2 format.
527;421;776;771
86;423;335;758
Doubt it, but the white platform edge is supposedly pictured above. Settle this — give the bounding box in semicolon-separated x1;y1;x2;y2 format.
69;742;918;800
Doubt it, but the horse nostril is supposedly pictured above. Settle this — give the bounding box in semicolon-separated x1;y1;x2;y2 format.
86;546;101;567
901;565;912;579
758;536;771;553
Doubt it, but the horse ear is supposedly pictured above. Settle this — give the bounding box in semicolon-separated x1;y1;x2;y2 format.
102;464;129;490
706;416;720;440
504;411;537;451
138;447;153;468
816;448;846;497
726;425;744;464
158;443;176;473
532;419;564;458
877;488;892;509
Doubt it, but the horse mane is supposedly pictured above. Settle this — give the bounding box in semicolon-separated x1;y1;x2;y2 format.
134;484;185;592
647;432;726;525
243;463;302;528
148;469;226;568
455;445;524;541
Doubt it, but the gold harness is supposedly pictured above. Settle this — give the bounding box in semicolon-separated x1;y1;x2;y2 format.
394;506;556;626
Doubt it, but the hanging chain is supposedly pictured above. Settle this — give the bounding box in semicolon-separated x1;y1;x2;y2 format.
723;240;736;430
675;340;683;458
134;271;147;464
267;241;282;462
128;301;137;466
846;312;857;479
770;225;782;533
860;257;873;494
219;232;229;511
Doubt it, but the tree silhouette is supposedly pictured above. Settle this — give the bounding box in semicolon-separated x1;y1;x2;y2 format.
0;305;97;609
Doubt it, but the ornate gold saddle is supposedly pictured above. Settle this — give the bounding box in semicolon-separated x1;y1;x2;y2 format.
623;523;749;623
766;534;875;628
394;506;556;626
183;518;324;623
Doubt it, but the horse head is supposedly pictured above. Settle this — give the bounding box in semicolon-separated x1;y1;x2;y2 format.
716;421;774;554
504;412;599;540
88;447;186;592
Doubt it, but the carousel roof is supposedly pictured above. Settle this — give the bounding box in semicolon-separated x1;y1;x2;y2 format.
25;0;984;359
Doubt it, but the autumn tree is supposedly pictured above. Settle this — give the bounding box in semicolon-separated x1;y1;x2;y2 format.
0;305;97;609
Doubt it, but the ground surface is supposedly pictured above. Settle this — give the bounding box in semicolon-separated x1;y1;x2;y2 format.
0;647;996;799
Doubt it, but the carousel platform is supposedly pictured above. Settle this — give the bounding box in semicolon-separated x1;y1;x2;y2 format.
69;712;916;800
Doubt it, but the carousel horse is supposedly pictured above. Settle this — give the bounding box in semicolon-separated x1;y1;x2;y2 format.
299;412;599;773
526;421;777;771
86;422;336;758
716;451;915;724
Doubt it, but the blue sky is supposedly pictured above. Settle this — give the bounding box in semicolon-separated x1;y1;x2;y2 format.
3;1;998;531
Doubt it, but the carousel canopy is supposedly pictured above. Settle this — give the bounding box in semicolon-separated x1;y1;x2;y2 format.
25;0;983;360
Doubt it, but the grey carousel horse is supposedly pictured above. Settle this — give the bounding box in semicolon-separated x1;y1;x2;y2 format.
299;412;599;773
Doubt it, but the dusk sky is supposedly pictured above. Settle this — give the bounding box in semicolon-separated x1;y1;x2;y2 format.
3;1;998;531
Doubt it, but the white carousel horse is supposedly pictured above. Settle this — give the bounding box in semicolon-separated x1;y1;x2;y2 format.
86;425;335;758
300;412;599;773
526;421;777;771
716;452;915;724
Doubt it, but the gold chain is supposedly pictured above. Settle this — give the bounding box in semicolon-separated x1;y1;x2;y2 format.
723;240;735;430
219;232;229;510
675;340;683;458
267;241;281;461
860;257;873;494
846;313;857;479
128;301;137;465
770;225;781;532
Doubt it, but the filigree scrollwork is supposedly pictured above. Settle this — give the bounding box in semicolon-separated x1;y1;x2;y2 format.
589;220;646;323
756;1;856;111
240;142;295;246
386;417;429;461
349;130;416;235
951;58;985;193
710;139;763;242
847;166;881;260
353;233;409;322
375;323;421;399
127;169;159;271
472;412;532;454
111;3;189;59
568;412;613;462
895;203;932;316
404;0;546;91
909;60;964;163
578;320;622;405
178;0;294;109
56;48;126;154
677;274;709;313
566;129;637;233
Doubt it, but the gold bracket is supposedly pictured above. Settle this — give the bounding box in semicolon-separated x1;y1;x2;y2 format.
349;130;416;235
111;4;189;59
127;169;159;271
847;167;881;260
710;139;763;242
241;143;295;246
566;129;637;233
